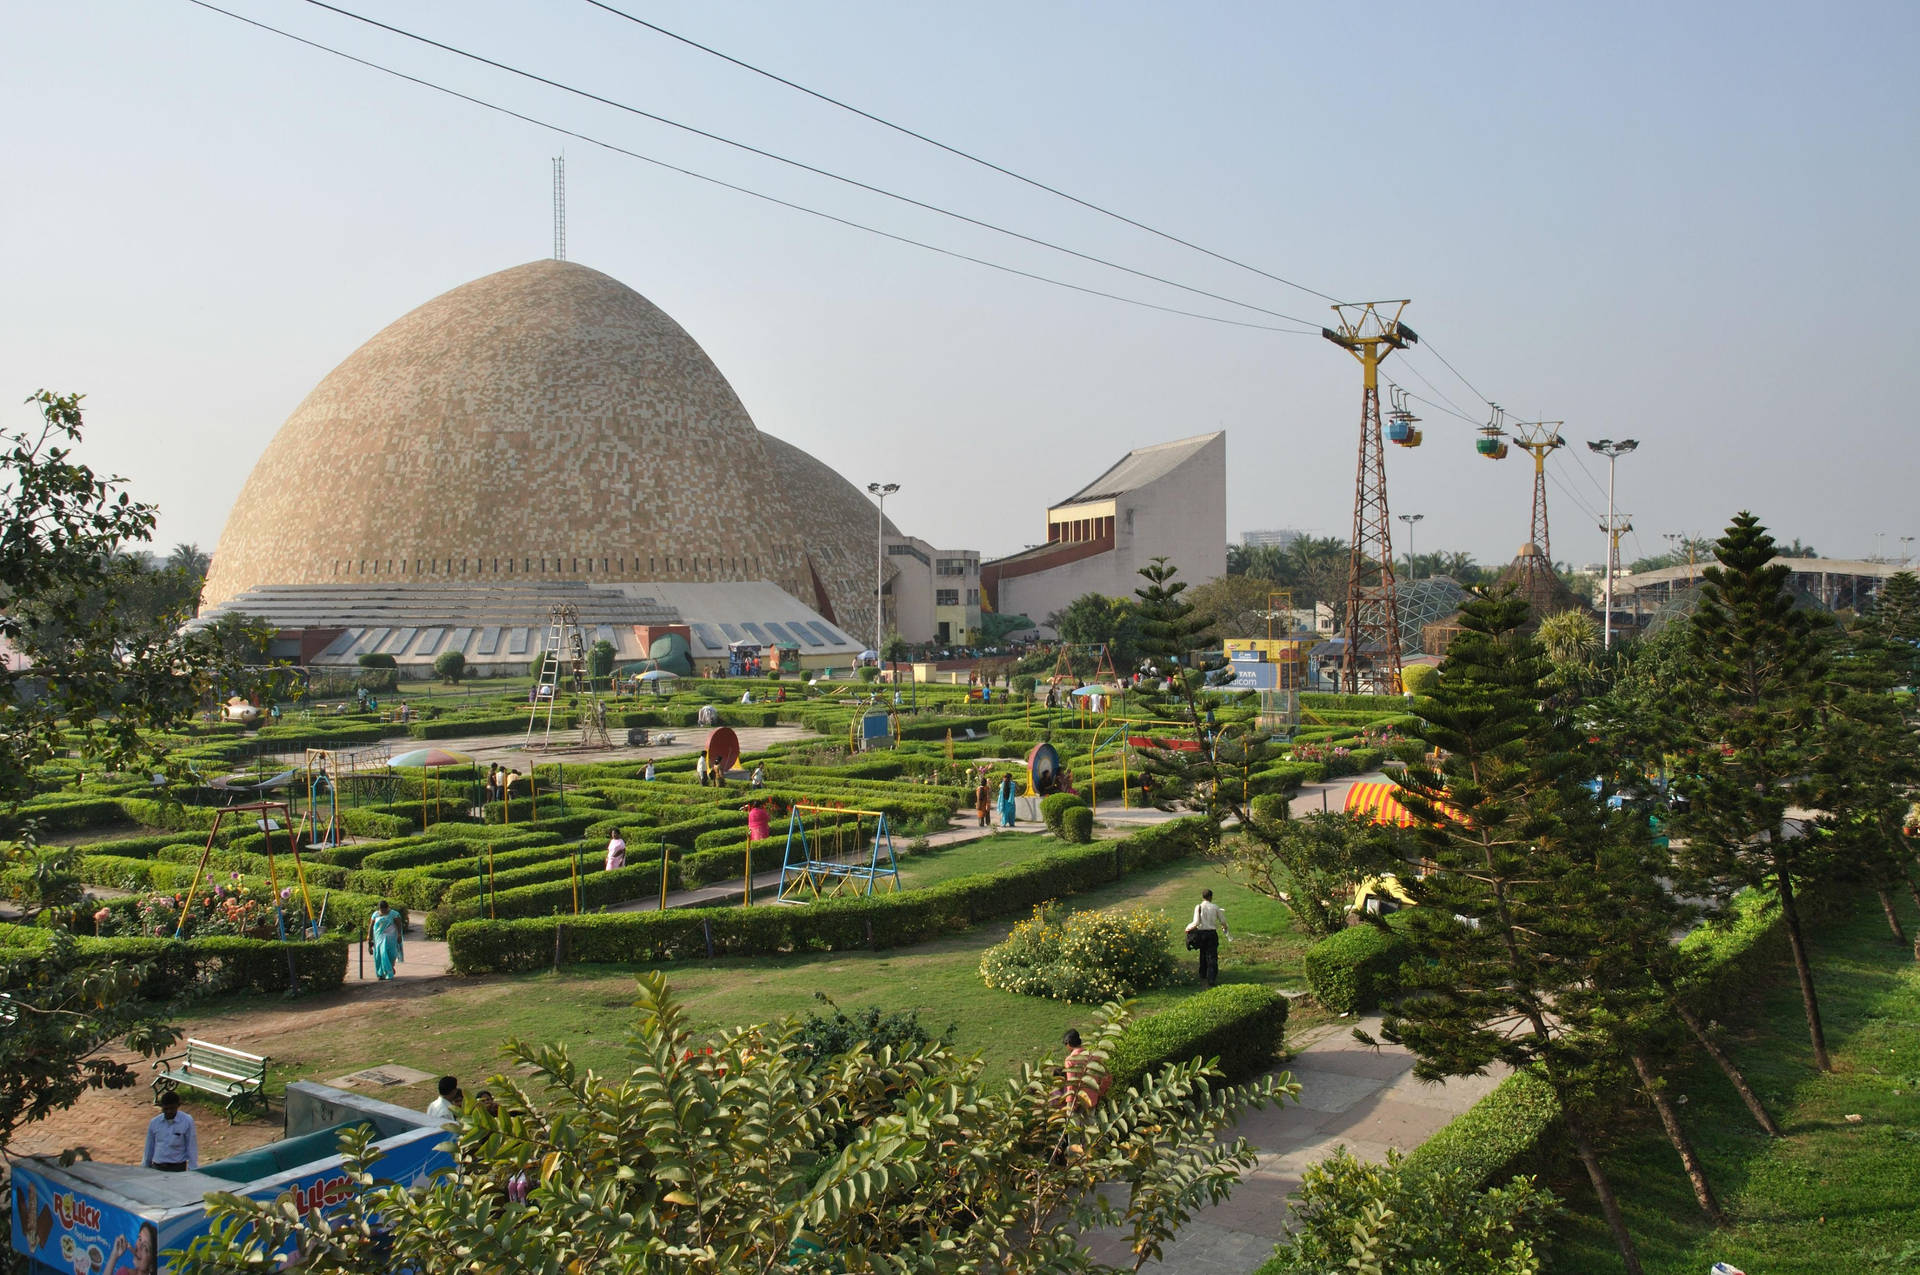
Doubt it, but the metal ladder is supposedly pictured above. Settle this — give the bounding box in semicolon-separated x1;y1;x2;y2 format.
524;605;572;750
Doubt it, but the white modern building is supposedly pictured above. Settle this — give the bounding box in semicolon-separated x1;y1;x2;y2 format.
981;432;1226;628
883;536;982;647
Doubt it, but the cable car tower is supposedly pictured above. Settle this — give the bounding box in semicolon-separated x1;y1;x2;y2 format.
1510;421;1565;593
1323;301;1417;694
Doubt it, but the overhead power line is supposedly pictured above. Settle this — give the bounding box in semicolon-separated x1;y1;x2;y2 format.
581;0;1346;307
288;0;1323;329
183;0;1314;334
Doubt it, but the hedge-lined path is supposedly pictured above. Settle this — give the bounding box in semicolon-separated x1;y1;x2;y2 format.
1082;1013;1505;1274
264;723;819;771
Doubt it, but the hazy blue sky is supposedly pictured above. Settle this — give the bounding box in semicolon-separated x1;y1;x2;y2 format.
5;0;1915;570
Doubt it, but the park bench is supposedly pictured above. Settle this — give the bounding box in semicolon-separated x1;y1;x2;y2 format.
152;1039;270;1122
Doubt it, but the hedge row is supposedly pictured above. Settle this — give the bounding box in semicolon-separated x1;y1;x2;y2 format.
1107;983;1288;1091
447;818;1211;973
0;926;349;998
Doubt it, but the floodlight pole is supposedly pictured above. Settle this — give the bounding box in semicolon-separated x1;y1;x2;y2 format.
867;482;899;658
1587;439;1639;649
1397;513;1423;583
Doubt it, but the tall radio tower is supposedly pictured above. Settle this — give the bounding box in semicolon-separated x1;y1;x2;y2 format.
552;155;567;262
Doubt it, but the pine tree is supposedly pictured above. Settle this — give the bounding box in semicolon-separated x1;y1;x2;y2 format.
1372;591;1646;1273
1670;513;1838;1070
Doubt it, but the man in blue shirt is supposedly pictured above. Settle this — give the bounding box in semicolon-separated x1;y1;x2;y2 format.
143;1092;198;1172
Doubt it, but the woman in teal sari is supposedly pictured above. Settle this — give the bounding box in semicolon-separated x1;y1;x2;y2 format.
368;900;404;980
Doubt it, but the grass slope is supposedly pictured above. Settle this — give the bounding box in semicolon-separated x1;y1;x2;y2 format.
1549;892;1920;1272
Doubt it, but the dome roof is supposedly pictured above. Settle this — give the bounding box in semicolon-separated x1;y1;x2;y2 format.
756;433;898;642
203;261;853;615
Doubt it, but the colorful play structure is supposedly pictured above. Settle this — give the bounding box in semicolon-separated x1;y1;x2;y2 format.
777;804;899;901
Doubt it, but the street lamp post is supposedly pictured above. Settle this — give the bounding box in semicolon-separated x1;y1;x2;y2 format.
1586;439;1639;649
866;482;899;658
1396;513;1424;583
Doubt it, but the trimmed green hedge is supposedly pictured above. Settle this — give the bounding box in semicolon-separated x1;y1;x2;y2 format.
1059;806;1094;844
1398;1067;1562;1187
1107;984;1288;1091
448;819;1211;973
1303;918;1409;1013
0;928;349;998
1040;793;1086;835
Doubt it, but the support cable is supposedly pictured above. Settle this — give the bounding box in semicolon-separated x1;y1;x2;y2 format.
183;0;1315;334
581;0;1347;306
289;0;1323;328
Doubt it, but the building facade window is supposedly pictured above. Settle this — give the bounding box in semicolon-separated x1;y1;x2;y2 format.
935;589;960;606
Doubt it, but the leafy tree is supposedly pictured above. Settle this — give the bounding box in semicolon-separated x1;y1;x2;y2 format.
1370;591;1647;1273
1668;513;1838;1070
588;639;615;681
433;649;466;685
1181;573;1276;641
1228;810;1406;938
1;934;181;1163
879;629;910;688
1264;1147;1558;1275
176;974;1288;1274
1862;570;1920;684
1047;593;1141;671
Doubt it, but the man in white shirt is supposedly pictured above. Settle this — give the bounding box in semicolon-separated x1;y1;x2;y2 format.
425;1075;461;1123
143;1092;198;1172
1186;889;1232;988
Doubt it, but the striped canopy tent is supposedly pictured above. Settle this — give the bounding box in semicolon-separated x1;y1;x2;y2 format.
1344;781;1418;828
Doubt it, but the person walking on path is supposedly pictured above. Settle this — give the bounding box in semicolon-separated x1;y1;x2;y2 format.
368;900;404;980
1185;888;1231;988
975;778;992;828
644;759;656;782
143;1092;198;1172
605;833;627;872
997;774;1018;827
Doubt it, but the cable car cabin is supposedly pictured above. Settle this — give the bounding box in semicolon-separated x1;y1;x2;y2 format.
1387;420;1422;446
1475;435;1505;457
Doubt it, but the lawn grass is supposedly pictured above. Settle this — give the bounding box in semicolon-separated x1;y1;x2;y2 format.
893;830;1062;889
1547;891;1920;1272
191;850;1321;1108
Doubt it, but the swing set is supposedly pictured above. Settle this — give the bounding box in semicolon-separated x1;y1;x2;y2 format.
777;804;899;901
172;801;320;960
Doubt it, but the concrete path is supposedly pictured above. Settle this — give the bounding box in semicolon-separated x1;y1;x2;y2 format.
1082;1015;1504;1274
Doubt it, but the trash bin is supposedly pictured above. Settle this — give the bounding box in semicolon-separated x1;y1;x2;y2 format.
626;727;650;746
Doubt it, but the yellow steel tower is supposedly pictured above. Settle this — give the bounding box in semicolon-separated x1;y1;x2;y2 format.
1510;421;1565;595
1323;301;1416;694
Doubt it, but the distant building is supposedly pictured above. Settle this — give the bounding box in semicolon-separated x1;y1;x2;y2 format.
884;537;982;647
1240;528;1304;549
981;432;1225;627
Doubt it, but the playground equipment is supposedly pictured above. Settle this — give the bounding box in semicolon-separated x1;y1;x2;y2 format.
850;710;894;752
172;800;319;986
526;603;613;750
300;749;347;849
1052;642;1118;685
1027;742;1064;797
705;726;741;777
777;805;899;901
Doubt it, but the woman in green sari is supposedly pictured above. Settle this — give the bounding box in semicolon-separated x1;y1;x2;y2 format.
368;900;404;980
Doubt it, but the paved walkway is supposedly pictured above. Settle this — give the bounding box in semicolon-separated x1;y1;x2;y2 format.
1082;1015;1504;1274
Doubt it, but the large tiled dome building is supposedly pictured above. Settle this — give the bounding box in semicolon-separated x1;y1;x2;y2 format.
198;260;892;669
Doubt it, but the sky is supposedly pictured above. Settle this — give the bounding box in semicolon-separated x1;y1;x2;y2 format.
4;0;1916;571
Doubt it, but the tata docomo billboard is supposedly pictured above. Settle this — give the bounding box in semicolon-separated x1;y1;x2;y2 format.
9;1083;451;1274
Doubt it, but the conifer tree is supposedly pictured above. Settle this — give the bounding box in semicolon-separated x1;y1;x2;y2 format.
1670;513;1837;1070
1372;591;1646;1273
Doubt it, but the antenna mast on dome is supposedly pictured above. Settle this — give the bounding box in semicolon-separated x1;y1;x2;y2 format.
552;155;567;261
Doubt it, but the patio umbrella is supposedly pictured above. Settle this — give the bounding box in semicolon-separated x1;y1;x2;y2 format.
858;649;879;662
389;748;475;828
638;669;679;697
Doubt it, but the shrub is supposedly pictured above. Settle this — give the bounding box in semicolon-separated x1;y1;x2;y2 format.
978;903;1175;1002
1397;1068;1563;1190
793;1001;956;1070
1106;984;1287;1091
1039;792;1086;835
1397;663;1438;697
1248;793;1290;829
1011;674;1037;697
858;666;880;683
1303;920;1408;1013
1256;1146;1559;1275
357;653;398;669
433;649;466;684
1058;805;1094;843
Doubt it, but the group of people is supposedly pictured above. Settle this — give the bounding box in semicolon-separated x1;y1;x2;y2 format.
973;773;1020;827
482;764;525;806
425;1074;497;1123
